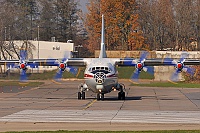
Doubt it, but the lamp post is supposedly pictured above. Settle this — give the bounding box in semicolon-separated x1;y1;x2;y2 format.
4;27;7;41
37;26;40;73
37;26;39;59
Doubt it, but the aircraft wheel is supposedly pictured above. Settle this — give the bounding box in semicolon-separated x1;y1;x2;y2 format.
101;94;104;101
78;92;81;100
97;93;100;101
82;92;85;100
121;92;125;100
118;92;121;100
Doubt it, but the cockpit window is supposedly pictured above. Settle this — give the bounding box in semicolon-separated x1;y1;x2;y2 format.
90;66;111;74
105;67;108;71
92;67;95;71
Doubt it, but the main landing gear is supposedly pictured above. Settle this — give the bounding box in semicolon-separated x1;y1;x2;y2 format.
78;83;87;100
78;91;85;100
117;83;126;100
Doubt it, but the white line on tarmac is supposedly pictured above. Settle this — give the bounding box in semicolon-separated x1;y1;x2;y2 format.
0;110;200;124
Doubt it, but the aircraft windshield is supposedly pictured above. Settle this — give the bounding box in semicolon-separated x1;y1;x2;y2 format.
89;67;111;74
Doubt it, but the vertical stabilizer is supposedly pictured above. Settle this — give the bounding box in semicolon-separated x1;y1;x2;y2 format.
99;15;107;58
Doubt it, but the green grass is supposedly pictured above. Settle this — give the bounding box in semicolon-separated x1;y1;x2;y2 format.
117;67;154;79
132;81;200;88
0;81;44;87
4;130;200;133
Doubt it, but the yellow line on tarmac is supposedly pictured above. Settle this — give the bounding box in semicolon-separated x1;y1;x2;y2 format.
128;79;139;84
83;99;97;110
51;79;62;84
76;68;81;78
168;79;178;84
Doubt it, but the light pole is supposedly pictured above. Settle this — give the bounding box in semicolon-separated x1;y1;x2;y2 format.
37;26;39;59
4;27;6;41
37;26;40;73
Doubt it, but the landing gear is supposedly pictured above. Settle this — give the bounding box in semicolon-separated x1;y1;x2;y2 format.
78;91;85;100
78;83;88;100
97;93;104;101
118;91;125;100
117;83;126;100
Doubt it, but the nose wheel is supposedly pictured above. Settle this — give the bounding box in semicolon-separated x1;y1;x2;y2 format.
97;93;104;101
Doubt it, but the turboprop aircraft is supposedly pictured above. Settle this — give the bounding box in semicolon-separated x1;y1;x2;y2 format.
1;15;200;100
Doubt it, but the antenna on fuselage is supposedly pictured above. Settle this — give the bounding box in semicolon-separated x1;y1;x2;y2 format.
99;14;107;58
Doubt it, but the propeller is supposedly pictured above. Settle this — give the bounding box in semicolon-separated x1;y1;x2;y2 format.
53;51;78;81
164;52;195;82
6;49;38;82
18;49;28;82
128;51;154;82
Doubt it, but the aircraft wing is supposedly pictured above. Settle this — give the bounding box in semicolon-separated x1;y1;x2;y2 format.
116;58;200;66
0;58;87;68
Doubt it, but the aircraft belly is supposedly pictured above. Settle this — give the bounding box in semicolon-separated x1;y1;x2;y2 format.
85;78;118;94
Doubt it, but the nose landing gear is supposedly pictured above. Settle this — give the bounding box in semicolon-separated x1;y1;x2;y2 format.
97;93;104;101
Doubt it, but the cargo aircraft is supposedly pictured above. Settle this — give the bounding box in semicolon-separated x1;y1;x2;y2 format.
1;15;200;100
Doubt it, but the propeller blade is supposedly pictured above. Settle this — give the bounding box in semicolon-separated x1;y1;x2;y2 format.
131;69;140;82
170;70;179;82
143;66;154;75
139;51;148;62
68;67;78;75
20;69;27;82
183;66;195;75
54;69;63;81
180;52;188;62
20;49;27;61
62;51;72;62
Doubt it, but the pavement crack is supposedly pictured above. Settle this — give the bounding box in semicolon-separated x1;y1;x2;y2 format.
179;89;200;110
153;89;161;110
110;87;130;125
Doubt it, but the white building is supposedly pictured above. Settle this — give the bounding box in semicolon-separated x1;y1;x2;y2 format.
0;40;74;72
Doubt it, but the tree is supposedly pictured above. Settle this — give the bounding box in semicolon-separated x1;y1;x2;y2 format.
85;0;146;53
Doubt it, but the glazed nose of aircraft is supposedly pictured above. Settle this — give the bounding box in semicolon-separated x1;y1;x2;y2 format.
94;72;106;84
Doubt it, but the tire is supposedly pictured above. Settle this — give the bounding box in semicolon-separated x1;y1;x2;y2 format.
82;92;85;100
121;92;125;100
101;94;104;101
78;92;81;100
97;93;100;101
118;92;121;100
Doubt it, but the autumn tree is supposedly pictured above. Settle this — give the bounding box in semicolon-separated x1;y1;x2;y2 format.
85;0;146;53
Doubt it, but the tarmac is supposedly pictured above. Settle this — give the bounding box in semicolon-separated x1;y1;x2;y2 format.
0;79;200;132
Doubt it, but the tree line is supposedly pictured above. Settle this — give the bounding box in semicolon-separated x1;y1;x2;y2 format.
1;0;200;59
85;0;200;53
0;0;86;59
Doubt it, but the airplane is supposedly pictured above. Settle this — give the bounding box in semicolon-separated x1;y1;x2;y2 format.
1;15;200;100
